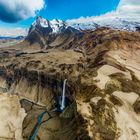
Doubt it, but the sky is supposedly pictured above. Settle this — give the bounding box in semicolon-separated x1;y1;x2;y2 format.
0;0;139;36
68;0;140;24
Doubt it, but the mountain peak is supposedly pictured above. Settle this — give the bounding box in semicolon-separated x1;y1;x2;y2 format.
27;17;82;48
31;17;68;33
32;16;50;28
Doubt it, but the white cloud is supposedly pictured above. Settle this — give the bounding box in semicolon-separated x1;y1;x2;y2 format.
67;0;140;24
0;0;45;23
118;0;140;15
1;0;139;36
0;27;28;37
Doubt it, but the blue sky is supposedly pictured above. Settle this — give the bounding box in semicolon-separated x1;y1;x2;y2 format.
0;0;120;28
42;0;120;20
0;0;139;36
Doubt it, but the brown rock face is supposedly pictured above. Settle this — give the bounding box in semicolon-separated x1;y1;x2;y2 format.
133;99;140;114
0;28;140;140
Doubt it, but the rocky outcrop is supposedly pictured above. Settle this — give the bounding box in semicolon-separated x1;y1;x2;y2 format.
0;93;26;140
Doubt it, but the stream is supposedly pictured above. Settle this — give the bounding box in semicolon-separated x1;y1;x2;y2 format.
29;79;68;140
29;110;52;140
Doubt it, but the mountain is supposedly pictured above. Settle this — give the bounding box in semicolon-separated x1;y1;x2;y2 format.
0;16;140;140
25;17;140;50
26;16;82;49
29;16;76;34
0;36;24;40
68;17;140;31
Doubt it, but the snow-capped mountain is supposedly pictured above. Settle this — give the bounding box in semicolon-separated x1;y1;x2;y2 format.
26;16;140;48
28;16;81;36
68;16;140;31
30;16;68;33
26;16;81;48
29;16;140;36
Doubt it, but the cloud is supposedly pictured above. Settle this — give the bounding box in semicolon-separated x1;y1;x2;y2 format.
118;0;140;15
0;0;45;23
67;0;140;24
0;27;27;37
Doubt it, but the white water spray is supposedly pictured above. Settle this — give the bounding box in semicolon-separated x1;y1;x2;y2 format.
60;79;67;111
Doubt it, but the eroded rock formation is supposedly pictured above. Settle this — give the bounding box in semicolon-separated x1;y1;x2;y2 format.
0;93;26;140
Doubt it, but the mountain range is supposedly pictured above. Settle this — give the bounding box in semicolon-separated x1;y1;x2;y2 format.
69;18;140;31
22;16;139;49
0;36;24;40
0;16;140;140
30;16;140;33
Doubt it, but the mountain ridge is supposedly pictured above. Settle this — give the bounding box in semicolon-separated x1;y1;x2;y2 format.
28;16;140;37
68;17;140;31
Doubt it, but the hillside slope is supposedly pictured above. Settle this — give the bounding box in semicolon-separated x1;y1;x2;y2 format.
0;27;140;140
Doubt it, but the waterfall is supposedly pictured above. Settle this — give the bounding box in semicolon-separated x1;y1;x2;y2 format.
60;79;67;111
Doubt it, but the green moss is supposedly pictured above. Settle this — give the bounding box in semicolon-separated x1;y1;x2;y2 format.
109;95;123;106
109;72;140;96
77;113;91;140
78;83;103;102
90;99;117;140
105;79;122;94
133;100;140;114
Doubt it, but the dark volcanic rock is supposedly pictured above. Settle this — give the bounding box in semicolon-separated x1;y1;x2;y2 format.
133;99;140;114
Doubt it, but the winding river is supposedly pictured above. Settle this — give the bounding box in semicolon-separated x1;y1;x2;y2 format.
29;79;68;140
